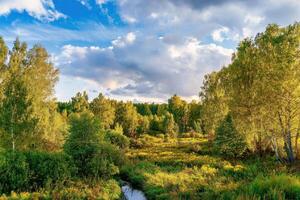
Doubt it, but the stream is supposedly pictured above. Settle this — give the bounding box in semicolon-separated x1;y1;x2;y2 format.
121;182;147;200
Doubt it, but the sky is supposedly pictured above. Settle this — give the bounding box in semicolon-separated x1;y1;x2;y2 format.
0;0;300;102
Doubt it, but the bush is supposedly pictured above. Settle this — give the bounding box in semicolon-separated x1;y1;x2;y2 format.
24;151;74;190
87;142;124;180
89;157;119;180
0;151;29;194
104;130;130;149
0;151;75;194
99;142;125;166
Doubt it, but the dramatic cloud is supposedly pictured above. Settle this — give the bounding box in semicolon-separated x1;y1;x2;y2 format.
55;33;233;100
116;0;300;41
2;0;300;101
0;0;65;21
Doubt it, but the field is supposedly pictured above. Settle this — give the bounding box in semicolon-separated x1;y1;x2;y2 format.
121;135;300;200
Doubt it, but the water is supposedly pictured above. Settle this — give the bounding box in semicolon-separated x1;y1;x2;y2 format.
121;184;147;200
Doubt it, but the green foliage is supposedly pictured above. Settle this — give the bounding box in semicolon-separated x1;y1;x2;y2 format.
90;93;115;129
88;142;125;180
50;180;121;200
0;72;37;151
162;112;178;137
23;151;74;190
168;95;189;133
0;151;29;194
137;115;150;135
200;72;228;136
115;102;139;137
134;103;152;116
149;115;163;134
214;114;247;158
64;111;124;180
0;151;74;194
0;180;122;200
71;91;89;113
0;39;62;151
104;129;130;149
64;111;101;178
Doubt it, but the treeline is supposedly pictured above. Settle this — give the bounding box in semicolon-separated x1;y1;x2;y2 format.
200;23;300;163
57;93;203;139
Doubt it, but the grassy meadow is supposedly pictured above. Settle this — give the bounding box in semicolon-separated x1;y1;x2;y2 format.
121;135;300;200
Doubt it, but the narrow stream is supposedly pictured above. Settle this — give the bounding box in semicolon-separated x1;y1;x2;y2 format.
121;183;147;200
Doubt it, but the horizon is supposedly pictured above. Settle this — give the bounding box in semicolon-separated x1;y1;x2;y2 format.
0;0;299;102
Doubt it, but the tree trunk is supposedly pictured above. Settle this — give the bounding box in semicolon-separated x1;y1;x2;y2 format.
295;130;299;159
284;131;295;163
271;136;284;163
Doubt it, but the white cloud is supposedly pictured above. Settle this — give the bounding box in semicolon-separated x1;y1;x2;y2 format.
112;32;136;47
96;0;107;5
211;27;230;42
0;0;65;21
54;34;233;101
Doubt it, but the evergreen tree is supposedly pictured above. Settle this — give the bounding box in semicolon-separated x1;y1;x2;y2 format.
214;114;247;158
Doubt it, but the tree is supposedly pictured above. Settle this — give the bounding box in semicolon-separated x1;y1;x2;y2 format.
64;111;101;177
168;95;188;132
23;45;60;148
214;114;247;158
222;23;300;162
134;103;152;116
0;42;37;150
115;102;139;137
200;72;228;136
90;93;115;129
149;115;163;133
71;91;89;113
137;115;150;135
0;39;62;151
188;100;203;133
162;112;178;137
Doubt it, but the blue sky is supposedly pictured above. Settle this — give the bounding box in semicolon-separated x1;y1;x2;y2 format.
0;0;300;102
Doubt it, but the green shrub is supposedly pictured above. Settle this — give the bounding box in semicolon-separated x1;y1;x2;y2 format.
88;156;119;180
0;151;29;194
64;112;125;179
104;130;130;149
0;151;75;194
24;151;74;190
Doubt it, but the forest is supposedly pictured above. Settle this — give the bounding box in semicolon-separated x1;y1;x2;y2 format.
0;23;300;200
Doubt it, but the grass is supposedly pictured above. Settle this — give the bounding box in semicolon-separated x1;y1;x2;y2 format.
121;135;300;200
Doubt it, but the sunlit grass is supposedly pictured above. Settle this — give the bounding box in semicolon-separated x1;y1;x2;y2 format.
121;134;298;199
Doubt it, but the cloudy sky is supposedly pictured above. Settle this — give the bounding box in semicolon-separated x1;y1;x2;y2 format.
0;0;299;102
